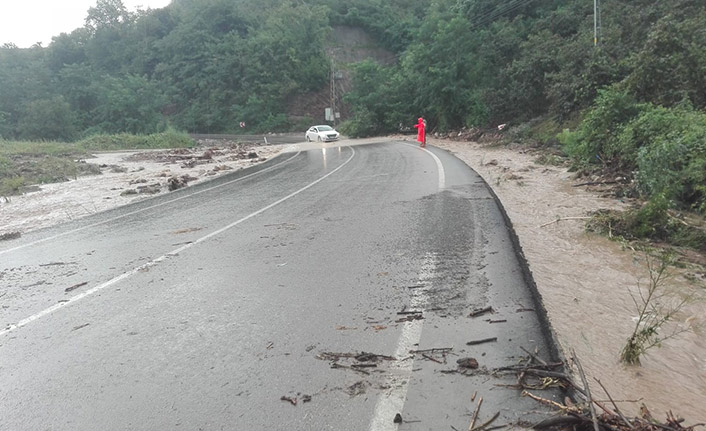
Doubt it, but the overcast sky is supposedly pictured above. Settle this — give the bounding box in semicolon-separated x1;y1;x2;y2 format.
0;0;172;48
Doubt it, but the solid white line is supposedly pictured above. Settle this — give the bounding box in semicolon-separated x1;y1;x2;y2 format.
368;253;437;431
401;143;446;190
0;151;302;256
0;148;355;337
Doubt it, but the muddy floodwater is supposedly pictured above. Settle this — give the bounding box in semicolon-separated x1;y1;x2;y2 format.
433;139;706;423
1;137;705;422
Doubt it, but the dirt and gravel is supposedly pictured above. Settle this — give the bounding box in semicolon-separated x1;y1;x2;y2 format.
1;136;704;422
0;140;286;234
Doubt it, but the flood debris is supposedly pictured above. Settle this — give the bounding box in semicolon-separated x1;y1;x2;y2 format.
469;306;494;318
397;308;423;315
331;363;371;375
316;351;396;375
65;281;88;293
457;357;480;369
280;395;297;406
395;314;424;323
280;393;312;406
421;353;444;364
346;381;369;396
72;323;90;331
409;347;452;364
409;347;453;354
467;337;498;346
0;231;21;241
497;349;706;431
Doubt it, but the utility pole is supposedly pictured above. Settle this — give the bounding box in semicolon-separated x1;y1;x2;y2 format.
594;0;601;46
330;57;336;126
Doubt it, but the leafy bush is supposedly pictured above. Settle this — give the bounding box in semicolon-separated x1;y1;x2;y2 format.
635;108;706;214
559;87;646;169
336;112;378;138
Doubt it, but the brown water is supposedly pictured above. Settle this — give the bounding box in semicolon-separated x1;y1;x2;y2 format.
434;139;706;423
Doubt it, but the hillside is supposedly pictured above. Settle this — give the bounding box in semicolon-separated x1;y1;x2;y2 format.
286;25;396;125
1;0;704;224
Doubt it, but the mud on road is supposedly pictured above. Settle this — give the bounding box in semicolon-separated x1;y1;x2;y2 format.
0;140;286;235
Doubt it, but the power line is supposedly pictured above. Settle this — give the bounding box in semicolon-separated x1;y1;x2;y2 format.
471;0;537;27
474;0;536;27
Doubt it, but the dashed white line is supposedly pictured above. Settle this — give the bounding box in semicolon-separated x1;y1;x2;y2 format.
368;253;438;431
0;148;355;337
0;151;302;256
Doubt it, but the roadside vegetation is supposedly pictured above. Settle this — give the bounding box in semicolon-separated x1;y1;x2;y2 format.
0;130;193;196
619;251;694;365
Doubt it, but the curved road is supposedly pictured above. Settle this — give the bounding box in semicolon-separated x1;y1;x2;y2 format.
0;140;560;430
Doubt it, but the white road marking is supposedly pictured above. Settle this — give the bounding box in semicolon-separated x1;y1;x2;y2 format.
369;253;438;431
402;143;446;190
0;148;355;337
0;151;302;256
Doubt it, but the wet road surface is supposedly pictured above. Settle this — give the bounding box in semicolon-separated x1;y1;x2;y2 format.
0;141;561;430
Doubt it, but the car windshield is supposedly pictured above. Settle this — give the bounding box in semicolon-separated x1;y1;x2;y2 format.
317;126;333;131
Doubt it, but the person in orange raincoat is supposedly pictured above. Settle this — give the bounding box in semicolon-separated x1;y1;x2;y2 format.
414;117;426;147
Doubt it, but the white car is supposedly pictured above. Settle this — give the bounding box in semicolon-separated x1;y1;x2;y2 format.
305;125;339;142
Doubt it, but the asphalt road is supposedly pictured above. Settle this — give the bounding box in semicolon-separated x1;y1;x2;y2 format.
0;140;561;430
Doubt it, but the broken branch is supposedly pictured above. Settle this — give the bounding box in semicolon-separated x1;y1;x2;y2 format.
469;306;493;317
469;397;483;431
466;337;498;346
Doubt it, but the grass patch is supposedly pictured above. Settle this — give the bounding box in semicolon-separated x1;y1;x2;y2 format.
76;130;194;151
0;131;194;196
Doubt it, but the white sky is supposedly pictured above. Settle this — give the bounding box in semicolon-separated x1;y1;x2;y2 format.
0;0;172;48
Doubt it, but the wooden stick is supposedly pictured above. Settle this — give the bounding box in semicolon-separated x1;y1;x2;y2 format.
469;397;483;431
594;378;634;429
521;390;566;410
409;347;453;354
472;411;500;431
466;337;497;346
539;216;591;228
572;351;599;431
520;346;548;366
422;353;443;364
469;306;493;317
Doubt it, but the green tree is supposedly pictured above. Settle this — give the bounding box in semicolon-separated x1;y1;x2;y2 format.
17;97;78;141
92;74;167;134
625;8;706;109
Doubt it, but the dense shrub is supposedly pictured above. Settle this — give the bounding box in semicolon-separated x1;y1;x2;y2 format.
635;108;706;214
559;87;646;169
561;92;706;215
